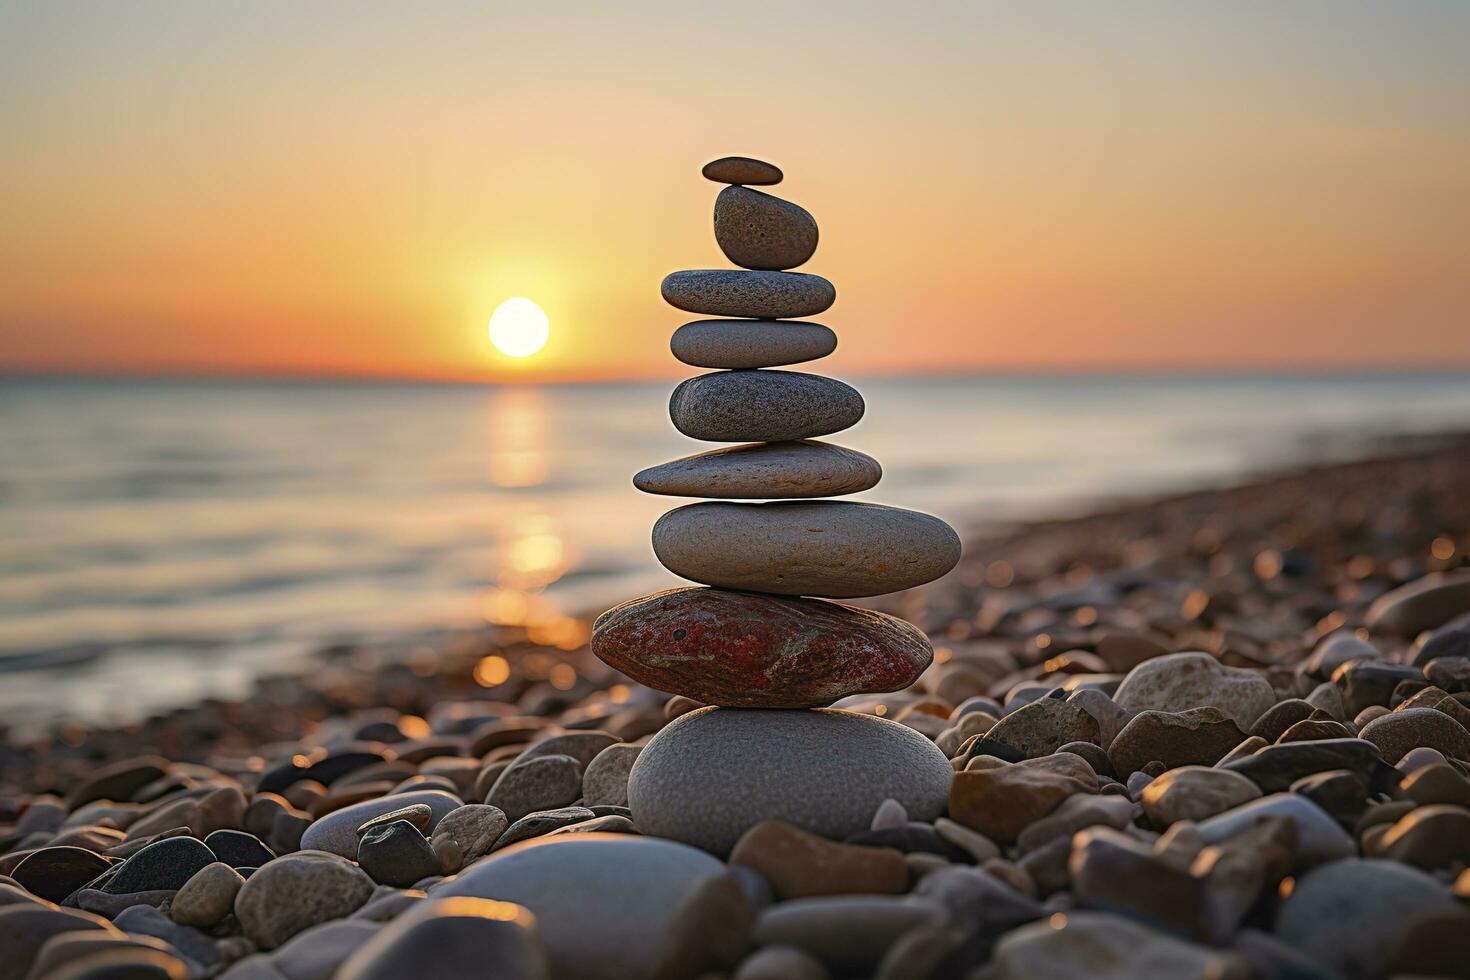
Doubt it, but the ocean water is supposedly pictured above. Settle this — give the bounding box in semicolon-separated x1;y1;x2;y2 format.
4;373;1470;727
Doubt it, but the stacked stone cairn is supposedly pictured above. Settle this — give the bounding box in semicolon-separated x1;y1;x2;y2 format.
591;156;962;854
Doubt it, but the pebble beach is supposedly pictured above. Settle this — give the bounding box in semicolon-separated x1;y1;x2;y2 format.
2;432;1469;979
4;158;1469;979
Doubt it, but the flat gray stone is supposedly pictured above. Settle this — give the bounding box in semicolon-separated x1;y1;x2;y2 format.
1140;766;1261;826
993;910;1242;980
486;755;583;824
715;186;818;271
635;441;880;499
1275;858;1455;980
1366;569;1470;636
703;156;782;185
662;270;834;319
1195;793;1354;867
671;319;836;370
438;833;750;980
298;791;461;859
629;707;954;855
669;370;862;443
652;501;961;598
1113;652;1275;729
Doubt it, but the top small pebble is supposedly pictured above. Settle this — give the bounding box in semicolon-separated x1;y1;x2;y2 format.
702;156;782;186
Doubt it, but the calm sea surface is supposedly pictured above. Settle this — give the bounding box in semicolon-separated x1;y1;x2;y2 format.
4;374;1470;727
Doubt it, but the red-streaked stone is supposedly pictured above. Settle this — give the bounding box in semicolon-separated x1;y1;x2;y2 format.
591;587;932;708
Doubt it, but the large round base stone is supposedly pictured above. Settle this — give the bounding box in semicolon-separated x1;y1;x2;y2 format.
628;707;953;855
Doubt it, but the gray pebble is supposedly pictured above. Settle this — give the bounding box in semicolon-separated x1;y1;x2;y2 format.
652;501;961;599
635;440;879;499
662;270;834;320
671;319;836;370
669;370;861;443
715;186;818;271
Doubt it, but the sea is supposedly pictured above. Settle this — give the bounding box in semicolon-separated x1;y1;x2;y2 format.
4;373;1470;728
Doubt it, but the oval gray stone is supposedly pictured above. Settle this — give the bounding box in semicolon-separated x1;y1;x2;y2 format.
1275;858;1455;980
671;319;836;370
669;371;863;443
234;851;375;950
628;707;954;855
634;441;880;499
652;501;961;598
715;186;818;271
439;833;752;980
703;156;782;185
298;791;462;859
662;271;834;320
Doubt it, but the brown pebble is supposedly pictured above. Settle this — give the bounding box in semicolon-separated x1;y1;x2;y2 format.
729;820;907;900
703;156;782;185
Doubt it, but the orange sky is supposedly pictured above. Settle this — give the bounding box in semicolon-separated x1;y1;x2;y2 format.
2;2;1467;382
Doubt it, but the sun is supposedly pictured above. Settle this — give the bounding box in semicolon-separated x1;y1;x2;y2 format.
488;297;550;358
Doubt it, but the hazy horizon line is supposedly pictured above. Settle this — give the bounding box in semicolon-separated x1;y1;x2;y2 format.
6;362;1470;387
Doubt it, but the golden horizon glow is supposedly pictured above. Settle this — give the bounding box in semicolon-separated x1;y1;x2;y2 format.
488;297;550;359
2;4;1468;380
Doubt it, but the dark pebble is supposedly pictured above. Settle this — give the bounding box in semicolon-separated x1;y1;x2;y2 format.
1333;663;1425;717
11;847;113;904
204;829;275;868
102;837;214;894
1056;741;1116;779
356;820;440;888
846;822;969;862
257;748;392;795
66;757;170;808
493;807;595;851
1222;738;1393;794
1414;626;1470;667
1249;700;1316;743
1290;769;1370;828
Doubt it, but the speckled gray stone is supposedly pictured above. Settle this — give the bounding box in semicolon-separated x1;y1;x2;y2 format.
1359;706;1470;763
1113;652;1276;729
487;755;584;824
652;501;961;598
715;186;818;271
298;791;462;859
662;271;834;320
635;441;880;499
234;851;375;950
628;707;954;855
429;804;508;867
669;371;862;443
671;319;836;370
703;156;782;185
439;833;751;980
581;744;642;808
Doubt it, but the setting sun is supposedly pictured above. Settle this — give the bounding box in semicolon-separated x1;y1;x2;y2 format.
488;297;550;359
